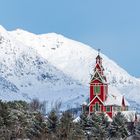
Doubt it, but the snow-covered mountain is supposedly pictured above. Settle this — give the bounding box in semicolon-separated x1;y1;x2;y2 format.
0;75;29;101
0;25;140;111
0;25;87;110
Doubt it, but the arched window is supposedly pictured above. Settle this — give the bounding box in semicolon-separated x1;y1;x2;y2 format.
94;85;100;95
93;102;101;112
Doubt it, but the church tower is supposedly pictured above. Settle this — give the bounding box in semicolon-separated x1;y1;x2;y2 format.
89;49;108;113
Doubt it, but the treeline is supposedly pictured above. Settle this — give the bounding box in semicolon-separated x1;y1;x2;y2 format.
0;99;140;140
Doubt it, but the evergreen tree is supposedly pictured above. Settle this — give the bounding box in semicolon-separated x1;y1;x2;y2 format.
47;109;58;133
135;122;140;137
0;100;10;127
89;112;109;140
47;109;58;139
71;121;85;140
109;112;129;139
58;111;73;140
80;112;92;139
80;112;109;140
0;100;48;140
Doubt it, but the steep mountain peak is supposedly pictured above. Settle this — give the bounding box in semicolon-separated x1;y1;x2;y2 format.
0;25;140;111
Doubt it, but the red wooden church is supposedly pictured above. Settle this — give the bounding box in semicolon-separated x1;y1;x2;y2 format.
83;50;129;119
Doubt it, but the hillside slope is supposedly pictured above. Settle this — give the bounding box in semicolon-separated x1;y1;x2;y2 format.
0;26;87;110
10;29;137;85
0;25;139;111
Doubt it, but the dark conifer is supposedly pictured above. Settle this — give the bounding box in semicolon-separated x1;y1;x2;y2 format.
109;112;128;139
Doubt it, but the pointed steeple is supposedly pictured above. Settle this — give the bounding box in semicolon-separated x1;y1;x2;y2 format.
122;96;125;107
121;96;126;111
94;49;104;76
90;49;107;83
96;49;102;65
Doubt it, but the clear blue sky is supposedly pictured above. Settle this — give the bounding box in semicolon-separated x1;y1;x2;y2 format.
0;0;140;77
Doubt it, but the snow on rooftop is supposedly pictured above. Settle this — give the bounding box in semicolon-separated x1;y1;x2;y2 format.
137;114;140;121
104;86;130;106
105;113;113;122
118;111;136;122
82;101;88;105
73;116;81;123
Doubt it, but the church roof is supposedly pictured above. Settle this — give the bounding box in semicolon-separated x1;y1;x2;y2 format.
121;111;137;122
104;86;130;106
105;113;113;122
90;70;107;84
96;54;102;60
88;95;104;106
73;116;81;123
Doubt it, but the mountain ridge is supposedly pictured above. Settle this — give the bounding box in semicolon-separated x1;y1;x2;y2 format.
0;25;139;111
10;28;137;86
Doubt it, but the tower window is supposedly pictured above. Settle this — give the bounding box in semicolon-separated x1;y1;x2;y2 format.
94;85;100;95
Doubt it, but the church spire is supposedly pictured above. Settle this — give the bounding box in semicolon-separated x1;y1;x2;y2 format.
98;49;101;55
96;49;102;65
94;49;106;80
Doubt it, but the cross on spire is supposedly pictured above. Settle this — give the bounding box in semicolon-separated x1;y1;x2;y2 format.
98;49;101;55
